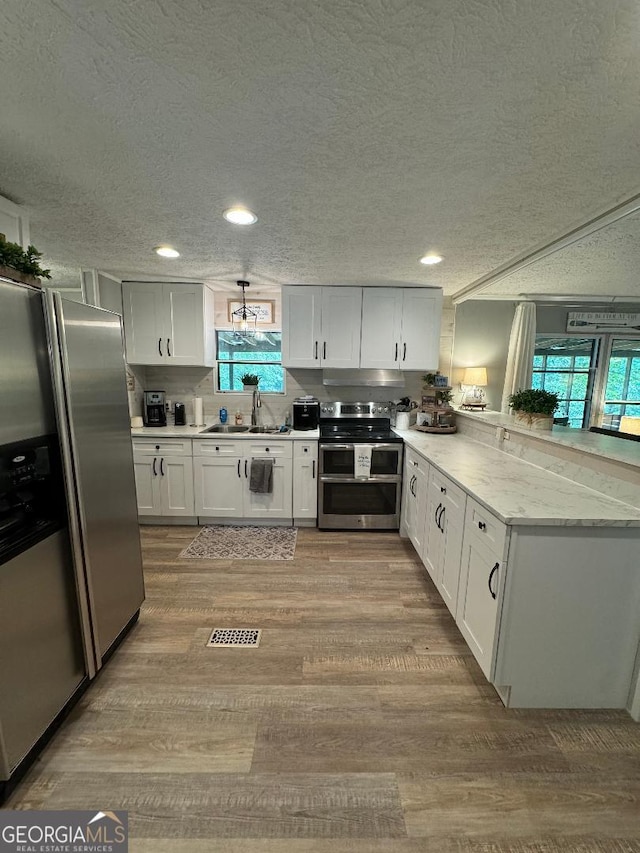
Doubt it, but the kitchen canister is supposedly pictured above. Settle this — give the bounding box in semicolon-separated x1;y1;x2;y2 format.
396;411;410;430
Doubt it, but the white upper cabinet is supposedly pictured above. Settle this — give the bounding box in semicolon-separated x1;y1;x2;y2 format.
281;286;323;368
320;287;362;368
282;285;362;369
283;285;441;371
122;282;215;366
361;287;442;370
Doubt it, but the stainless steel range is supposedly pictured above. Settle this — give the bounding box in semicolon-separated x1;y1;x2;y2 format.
318;402;403;530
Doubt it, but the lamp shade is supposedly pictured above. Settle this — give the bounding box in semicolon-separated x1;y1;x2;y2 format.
462;367;487;386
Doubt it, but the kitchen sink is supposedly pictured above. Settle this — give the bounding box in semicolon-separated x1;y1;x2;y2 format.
248;426;290;434
200;425;250;433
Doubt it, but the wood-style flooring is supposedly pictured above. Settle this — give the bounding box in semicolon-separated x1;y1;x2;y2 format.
7;526;640;851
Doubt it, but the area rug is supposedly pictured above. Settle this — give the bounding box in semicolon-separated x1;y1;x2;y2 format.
179;525;298;560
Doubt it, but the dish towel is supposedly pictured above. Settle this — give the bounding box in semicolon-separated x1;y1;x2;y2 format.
354;445;373;479
250;458;273;494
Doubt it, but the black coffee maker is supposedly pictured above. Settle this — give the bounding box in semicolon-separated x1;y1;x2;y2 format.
143;391;167;427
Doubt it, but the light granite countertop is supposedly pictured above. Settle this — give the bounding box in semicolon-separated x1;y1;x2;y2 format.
456;409;640;470
393;427;640;528
131;423;320;440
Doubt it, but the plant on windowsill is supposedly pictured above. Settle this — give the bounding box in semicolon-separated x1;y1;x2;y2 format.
0;236;51;287
508;388;559;431
240;372;260;391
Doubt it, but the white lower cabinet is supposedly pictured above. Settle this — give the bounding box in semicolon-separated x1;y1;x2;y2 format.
457;529;503;680
423;469;467;616
293;441;318;520
133;450;194;517
402;449;429;554
193;440;296;521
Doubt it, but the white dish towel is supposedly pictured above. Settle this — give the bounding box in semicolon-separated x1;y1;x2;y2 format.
354;445;373;479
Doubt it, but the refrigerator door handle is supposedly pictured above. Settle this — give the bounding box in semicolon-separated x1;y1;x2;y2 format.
43;290;99;678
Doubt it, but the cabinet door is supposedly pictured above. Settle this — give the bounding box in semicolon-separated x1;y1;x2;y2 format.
281;286;322;368
320;287;362;368
243;456;293;518
193;456;244;517
159;456;195;516
400;289;442;370
457;534;503;679
133;454;162;515
438;482;466;617
293;444;318;519
164;284;206;366
360;288;403;369
423;479;443;584
122;283;165;364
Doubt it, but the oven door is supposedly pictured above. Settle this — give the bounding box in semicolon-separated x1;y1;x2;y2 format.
318;477;401;529
319;443;403;477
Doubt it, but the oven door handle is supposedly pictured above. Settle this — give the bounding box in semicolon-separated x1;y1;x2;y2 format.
319;444;356;451
319;475;402;483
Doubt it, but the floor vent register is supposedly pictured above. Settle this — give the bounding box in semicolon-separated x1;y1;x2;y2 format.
206;628;262;648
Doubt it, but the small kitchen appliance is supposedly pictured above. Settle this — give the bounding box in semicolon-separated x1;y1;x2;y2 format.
318;401;403;530
292;397;320;431
174;402;186;426
143;391;166;427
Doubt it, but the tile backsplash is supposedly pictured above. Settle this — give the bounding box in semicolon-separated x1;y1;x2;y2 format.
136;366;427;425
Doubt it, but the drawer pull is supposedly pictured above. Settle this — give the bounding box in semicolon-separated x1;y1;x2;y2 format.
440;486;446;494
488;562;499;599
478;521;486;531
215;446;220;451
155;445;160;450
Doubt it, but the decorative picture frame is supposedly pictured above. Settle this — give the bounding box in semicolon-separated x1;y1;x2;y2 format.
227;299;275;324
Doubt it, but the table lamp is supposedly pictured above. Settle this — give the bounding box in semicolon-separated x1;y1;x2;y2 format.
461;367;488;407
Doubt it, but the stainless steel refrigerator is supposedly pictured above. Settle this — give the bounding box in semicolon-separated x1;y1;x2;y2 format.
0;281;144;793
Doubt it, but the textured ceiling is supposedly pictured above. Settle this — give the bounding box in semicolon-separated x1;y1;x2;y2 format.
1;0;640;296
480;210;640;298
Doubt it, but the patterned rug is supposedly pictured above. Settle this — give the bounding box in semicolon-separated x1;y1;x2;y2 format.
179;525;298;560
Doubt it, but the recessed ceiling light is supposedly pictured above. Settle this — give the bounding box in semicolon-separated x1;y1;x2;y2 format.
154;245;180;258
420;254;443;265
223;207;258;225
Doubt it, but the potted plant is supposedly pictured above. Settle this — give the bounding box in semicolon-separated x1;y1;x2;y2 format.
240;372;260;391
0;237;51;286
508;388;560;430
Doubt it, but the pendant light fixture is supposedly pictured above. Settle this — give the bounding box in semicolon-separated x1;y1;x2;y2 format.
231;280;258;337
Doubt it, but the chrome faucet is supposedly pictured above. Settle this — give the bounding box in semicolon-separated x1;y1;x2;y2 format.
251;385;261;425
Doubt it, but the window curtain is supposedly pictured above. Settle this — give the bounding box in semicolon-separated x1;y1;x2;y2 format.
501;301;537;414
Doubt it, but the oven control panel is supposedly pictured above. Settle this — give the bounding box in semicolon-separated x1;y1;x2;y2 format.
320;402;390;418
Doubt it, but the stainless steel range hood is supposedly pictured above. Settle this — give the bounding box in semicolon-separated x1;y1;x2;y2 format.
322;369;405;388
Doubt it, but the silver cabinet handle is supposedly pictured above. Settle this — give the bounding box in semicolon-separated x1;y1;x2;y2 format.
158;338;163;356
167;338;171;357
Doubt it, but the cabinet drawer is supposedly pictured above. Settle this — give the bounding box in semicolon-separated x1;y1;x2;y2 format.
465;496;508;559
294;441;318;460
193;439;243;457
132;438;192;456
429;467;465;507
246;442;292;459
405;447;429;477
